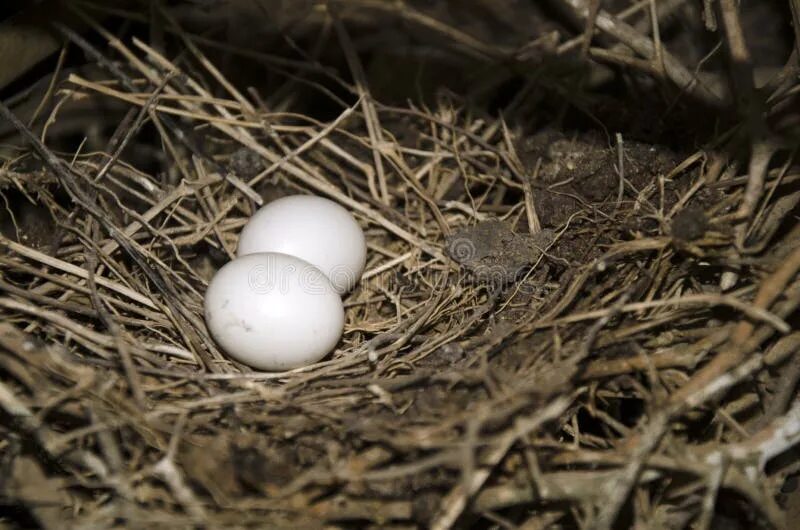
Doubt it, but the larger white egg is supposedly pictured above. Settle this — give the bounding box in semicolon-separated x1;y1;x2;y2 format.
237;195;367;294
204;252;344;371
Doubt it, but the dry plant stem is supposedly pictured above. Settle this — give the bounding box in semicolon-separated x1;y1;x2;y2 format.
121;31;446;262
500;119;541;233
65;75;263;127
27;43;69;128
474;469;663;511
228;119;445;261
579;0;601;59
580;326;731;380
535;293;787;333
154;5;256;116
0;256;165;323
0;323;126;468
383;146;451;236
522;158;542;234
190;157;234;259
674;245;800;407
725;399;800;474
557;0;680;54
99;183;193;256
592;281;800;528
86;223;147;408
94;72;175;183
558;0;725;105
791;0;800;60
717;0;756;113
746;147;797;244
0;297;186;362
431;393;576;530
247;103;358;187
759;356;800;429
586;239;800;527
545;444;779;518
647;0;664;75
333;16;389;204
716;5;774;279
613;133;625;214
54;19;262;205
338;0;512;61
1;5;796;526
737;140;777;241
0;276;119;322
0;100;215;371
152;413;206;520
593;411;669;530
0;235;157;309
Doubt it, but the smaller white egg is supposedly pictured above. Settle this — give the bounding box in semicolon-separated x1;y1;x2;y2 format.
204;252;344;371
237;195;367;294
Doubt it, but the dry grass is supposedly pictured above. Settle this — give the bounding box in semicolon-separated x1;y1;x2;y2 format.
1;1;799;528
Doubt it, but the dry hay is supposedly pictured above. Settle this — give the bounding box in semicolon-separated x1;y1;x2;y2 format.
1;1;799;529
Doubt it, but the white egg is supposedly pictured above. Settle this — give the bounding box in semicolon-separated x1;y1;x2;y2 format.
204;252;344;371
237;195;367;294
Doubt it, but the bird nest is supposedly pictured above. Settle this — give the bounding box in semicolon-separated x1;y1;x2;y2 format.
1;1;799;529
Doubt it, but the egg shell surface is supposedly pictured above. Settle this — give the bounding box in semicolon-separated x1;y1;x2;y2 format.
204;252;344;371
236;195;367;294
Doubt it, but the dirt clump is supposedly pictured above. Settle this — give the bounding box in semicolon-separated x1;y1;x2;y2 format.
445;219;554;284
519;130;682;227
671;205;709;241
228;147;265;179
